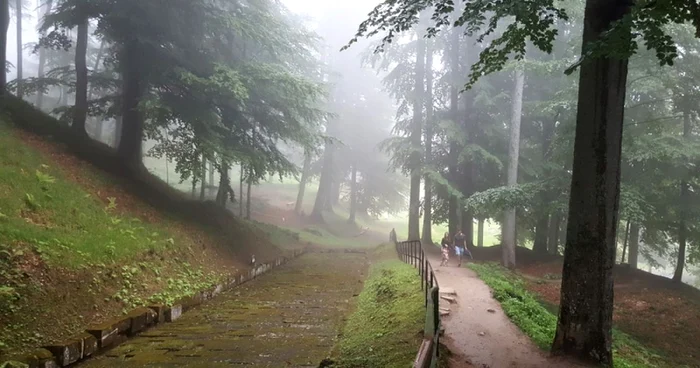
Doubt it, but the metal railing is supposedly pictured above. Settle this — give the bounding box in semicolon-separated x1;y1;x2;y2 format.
391;230;440;368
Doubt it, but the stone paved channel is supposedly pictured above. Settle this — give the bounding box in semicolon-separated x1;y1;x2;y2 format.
77;252;368;368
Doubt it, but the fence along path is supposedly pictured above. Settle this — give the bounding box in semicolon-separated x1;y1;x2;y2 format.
76;252;368;368
392;233;441;368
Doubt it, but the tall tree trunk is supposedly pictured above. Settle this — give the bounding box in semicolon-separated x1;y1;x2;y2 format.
208;159;215;196
673;109;691;283
477;217;485;247
199;158;206;201
311;138;335;221
91;40;106;139
421;39;434;245
216;161;230;207
0;0;8;94
72;18;89;137
502;67;525;269
14;0;21;98
620;220;630;264
117;42;146;169
295;150;311;214
112;116;122;148
548;214;561;255
533;216;549;254
628;223;639;269
447;22;460;238
245;168;252;220
35;0;52;107
348;164;358;224
552;1;632;364
408;26;426;241
461;210;473;246
328;176;340;208
239;165;244;216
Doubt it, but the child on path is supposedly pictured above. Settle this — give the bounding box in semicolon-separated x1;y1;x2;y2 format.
440;233;451;266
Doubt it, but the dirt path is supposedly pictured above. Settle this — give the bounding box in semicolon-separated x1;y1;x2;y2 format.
428;254;585;368
77;253;367;368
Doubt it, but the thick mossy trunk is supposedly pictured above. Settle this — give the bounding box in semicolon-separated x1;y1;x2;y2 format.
447;22;460;238
199;158;207;201
117;43;146;169
72;18;89;138
295;151;311;214
548;214;561;255
552;1;631;365
620;221;630;263
502;68;525;269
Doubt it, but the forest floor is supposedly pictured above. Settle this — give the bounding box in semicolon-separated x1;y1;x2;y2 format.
470;246;700;368
0;119;300;358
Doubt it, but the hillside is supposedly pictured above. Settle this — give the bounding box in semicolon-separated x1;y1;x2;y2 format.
0;101;299;356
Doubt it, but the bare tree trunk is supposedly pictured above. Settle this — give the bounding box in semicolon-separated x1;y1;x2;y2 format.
245;168;252;220
477;217;485;247
14;0;22;98
91;40;106;139
628;223;639;269
215;161;230;207
35;0;53;107
533;215;549;254
673;108;691;283
117;42;146;169
502;67;525;269
421;39;434;246
295;150;311;214
208;159;215;196
620;220;630;263
348;164;357;224
408;26;426;241
72;18;89;137
311;137;335;221
112;116;122;148
548;214;561;255
239;165;244;216
0;0;8;94
199;158;206;201
552;1;632;364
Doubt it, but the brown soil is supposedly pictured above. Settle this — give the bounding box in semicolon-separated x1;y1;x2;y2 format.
474;245;700;367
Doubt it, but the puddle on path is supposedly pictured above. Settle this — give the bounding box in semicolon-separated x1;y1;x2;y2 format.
78;252;368;368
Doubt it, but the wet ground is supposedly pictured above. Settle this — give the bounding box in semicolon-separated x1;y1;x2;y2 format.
78;253;368;368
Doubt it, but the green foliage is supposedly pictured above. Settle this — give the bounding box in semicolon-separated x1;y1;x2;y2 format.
0;121;180;267
470;263;671;368
333;257;423;368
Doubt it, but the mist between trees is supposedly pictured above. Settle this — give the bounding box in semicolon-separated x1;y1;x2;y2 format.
1;0;700;366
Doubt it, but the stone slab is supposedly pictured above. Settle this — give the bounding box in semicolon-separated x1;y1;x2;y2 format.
165;304;182;322
44;336;82;367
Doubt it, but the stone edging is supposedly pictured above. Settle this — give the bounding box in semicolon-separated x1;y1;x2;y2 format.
1;248;306;368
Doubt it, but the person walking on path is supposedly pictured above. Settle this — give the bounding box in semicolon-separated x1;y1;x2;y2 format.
452;230;473;267
440;232;451;266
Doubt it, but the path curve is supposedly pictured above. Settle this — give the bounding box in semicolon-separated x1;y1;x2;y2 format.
428;253;585;368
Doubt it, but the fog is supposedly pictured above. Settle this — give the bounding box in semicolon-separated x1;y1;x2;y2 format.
4;0;699;289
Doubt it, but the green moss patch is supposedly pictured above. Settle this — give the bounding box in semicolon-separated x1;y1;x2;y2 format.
469;262;670;368
333;253;424;368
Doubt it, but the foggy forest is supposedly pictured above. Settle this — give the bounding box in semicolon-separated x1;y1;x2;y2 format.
0;0;699;367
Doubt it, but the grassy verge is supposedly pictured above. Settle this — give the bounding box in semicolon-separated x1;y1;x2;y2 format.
332;244;424;368
469;263;670;368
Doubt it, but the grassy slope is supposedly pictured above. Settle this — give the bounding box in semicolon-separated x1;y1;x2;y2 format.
469;263;672;368
331;244;424;368
0;119;295;356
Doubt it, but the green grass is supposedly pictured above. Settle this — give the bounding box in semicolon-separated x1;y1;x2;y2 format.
0;121;181;267
469;263;670;368
333;245;424;367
